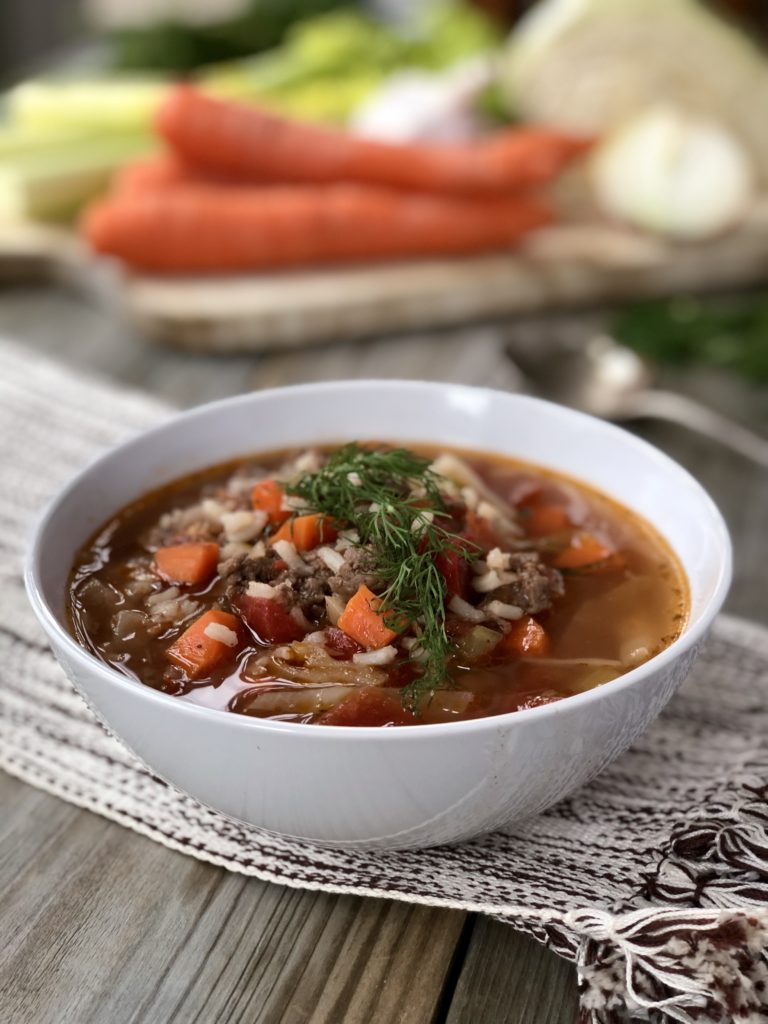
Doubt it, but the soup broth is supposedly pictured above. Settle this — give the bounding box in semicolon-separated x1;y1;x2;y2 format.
68;443;688;727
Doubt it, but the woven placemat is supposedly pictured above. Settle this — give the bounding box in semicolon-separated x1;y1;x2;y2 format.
1;339;766;1024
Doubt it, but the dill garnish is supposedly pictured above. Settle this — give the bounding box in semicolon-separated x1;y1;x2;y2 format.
286;444;474;711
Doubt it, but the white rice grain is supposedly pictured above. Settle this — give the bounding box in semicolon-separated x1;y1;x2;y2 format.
272;539;312;575
353;645;397;666
316;546;346;573
203;622;239;647
221;510;267;543
246;581;278;599
448;595;486;623
485;600;524;621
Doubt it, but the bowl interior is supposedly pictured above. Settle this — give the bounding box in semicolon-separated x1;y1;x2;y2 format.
31;381;730;645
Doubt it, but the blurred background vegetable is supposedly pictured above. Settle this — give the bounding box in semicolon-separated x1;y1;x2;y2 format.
499;0;768;187
614;294;768;383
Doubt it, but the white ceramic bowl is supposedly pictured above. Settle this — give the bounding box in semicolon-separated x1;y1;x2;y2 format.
26;382;731;849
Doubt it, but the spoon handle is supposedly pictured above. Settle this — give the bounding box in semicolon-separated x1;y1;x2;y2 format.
616;390;768;470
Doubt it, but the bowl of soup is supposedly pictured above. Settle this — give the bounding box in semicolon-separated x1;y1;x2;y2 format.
25;382;731;848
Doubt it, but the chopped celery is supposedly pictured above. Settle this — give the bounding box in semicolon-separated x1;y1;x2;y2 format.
6;80;168;134
454;626;503;663
0;134;154;221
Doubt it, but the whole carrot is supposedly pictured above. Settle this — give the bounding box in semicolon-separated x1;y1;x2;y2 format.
111;156;199;196
156;86;591;197
82;183;553;273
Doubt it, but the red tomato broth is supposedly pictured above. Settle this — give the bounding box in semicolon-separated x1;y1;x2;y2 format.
67;444;689;727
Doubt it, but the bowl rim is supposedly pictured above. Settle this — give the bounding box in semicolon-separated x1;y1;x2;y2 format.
25;378;733;741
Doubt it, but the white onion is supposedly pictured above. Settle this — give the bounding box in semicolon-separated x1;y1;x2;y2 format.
219;541;251;562
246;581;277;599
147;586;179;607
325;594;345;626
448;595;486;623
272;539;312;576
221;510;267;543
316;546;346;573
304;630;327;645
590;105;754;239
201;498;226;521
352;646;397;666
485;600;524;621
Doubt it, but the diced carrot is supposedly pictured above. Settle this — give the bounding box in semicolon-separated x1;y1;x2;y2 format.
251;478;291;525
337;584;399;651
154;542;219;586
525;504;571;538
166;609;242;679
553;532;622;571
271;514;337;551
498;616;549;658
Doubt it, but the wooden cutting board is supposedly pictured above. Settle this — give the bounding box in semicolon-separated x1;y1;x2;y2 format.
3;205;768;351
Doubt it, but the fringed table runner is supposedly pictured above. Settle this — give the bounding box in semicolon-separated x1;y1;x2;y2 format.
0;339;766;1024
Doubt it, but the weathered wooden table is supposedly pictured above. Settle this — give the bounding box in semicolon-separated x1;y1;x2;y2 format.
1;283;766;1024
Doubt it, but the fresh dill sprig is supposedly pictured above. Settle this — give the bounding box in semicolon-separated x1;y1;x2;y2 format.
286;444;473;711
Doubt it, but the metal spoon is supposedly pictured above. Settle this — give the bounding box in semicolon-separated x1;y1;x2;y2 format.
506;333;768;469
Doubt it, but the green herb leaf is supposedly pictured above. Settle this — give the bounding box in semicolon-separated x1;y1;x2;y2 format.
286;444;475;711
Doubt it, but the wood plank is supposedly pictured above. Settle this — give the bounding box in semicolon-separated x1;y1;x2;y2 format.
445;920;578;1024
0;772;465;1024
119;214;768;352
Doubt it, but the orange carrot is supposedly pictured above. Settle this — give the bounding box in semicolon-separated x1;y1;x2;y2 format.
157;87;591;196
82;183;553;273
525;504;571;537
337;585;399;650
270;514;337;551
154;542;219;586
251;479;290;526
498;616;549;657
166;609;241;678
553;532;622;571
112;156;198;196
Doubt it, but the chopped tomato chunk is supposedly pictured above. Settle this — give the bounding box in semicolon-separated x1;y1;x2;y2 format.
234;594;303;644
155;542;219;586
166;609;241;679
434;543;471;599
337;584;399;650
319;687;416;727
464;509;500;551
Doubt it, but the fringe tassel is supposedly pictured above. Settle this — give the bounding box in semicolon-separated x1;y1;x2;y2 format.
571;908;768;1024
569;774;768;1023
